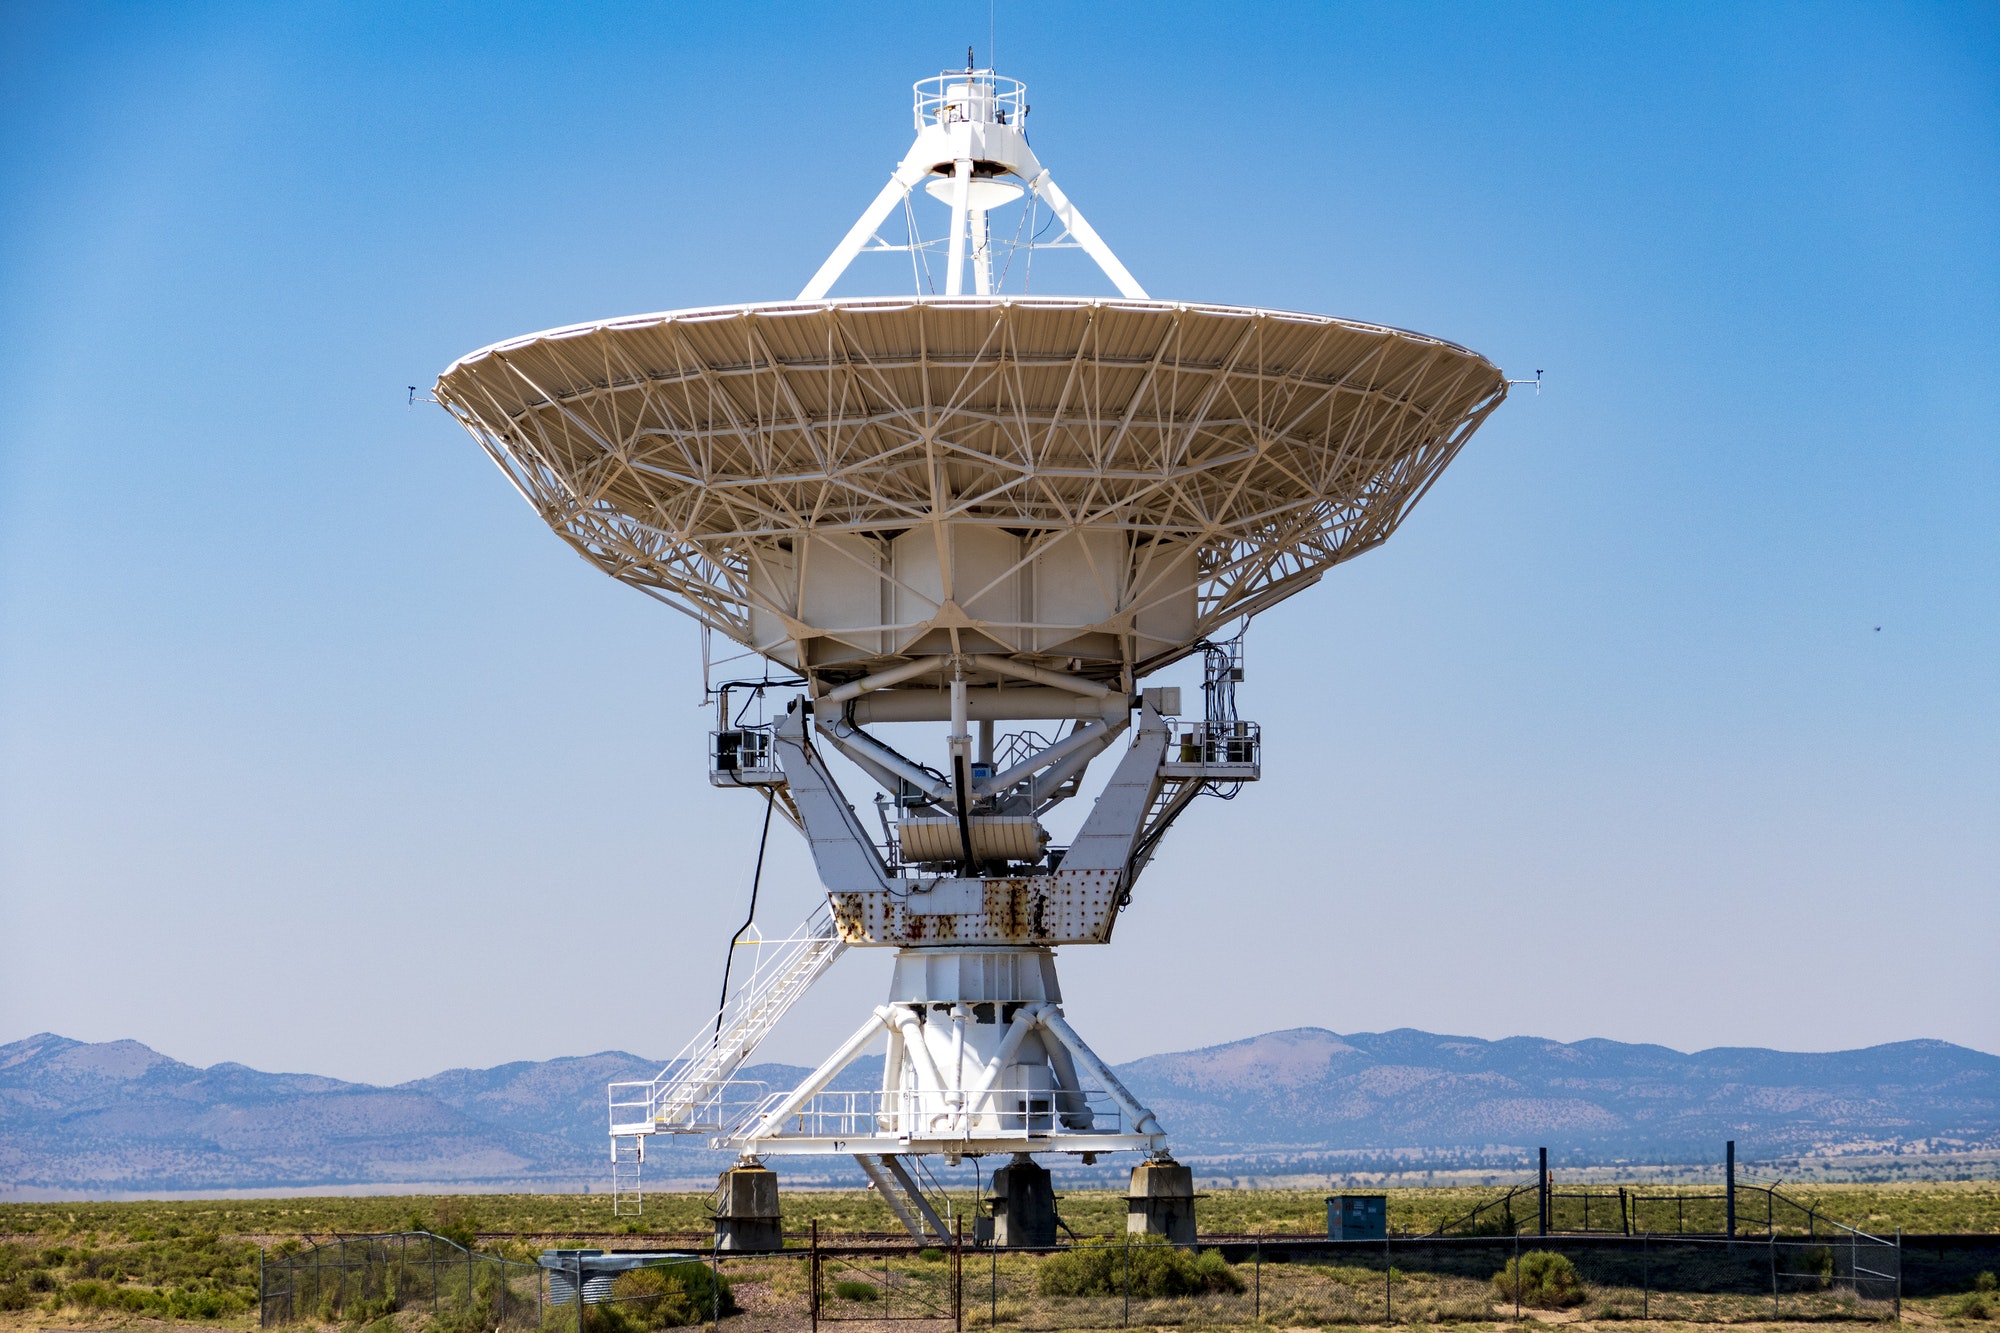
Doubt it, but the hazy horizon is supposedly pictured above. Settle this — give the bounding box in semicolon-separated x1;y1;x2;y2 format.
7;1019;1998;1088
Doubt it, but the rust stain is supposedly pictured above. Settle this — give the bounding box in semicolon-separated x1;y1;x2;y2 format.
833;868;1129;946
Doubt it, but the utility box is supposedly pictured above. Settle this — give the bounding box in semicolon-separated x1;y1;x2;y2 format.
1327;1194;1387;1240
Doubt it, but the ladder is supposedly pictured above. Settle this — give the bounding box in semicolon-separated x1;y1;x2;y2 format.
611;1136;644;1217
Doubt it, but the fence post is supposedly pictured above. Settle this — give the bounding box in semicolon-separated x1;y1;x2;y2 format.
1725;1141;1736;1240
1895;1227;1902;1322
809;1220;819;1333
1384;1231;1392;1323
711;1240;720;1333
1538;1148;1549;1237
1121;1230;1130;1327
954;1214;963;1333
991;1231;998;1331
1770;1228;1779;1319
1641;1234;1648;1319
1514;1230;1521;1321
1254;1239;1261;1321
259;1247;266;1329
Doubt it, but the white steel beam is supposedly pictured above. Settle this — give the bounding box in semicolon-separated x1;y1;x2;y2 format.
1027;171;1149;300
773;708;894;893
944;161;973;296
853;1154;930;1241
1038;1008;1163;1136
881;1155;951;1242
821;657;945;705
967;654;1116;698
814;718;954;805
749;1007;892;1140
1059;707;1170;873
798;162;930;301
972;718;1125;798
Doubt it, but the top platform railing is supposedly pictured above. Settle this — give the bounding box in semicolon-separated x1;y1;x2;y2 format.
913;70;1027;130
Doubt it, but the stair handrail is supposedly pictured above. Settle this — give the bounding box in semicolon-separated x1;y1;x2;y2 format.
616;900;846;1134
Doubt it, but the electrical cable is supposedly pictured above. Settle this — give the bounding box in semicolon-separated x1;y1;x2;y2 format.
714;789;777;1043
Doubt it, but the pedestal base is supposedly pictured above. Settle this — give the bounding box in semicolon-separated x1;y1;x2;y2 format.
726;946;1166;1161
989;1155;1058;1247
713;1164;782;1251
1127;1157;1196;1244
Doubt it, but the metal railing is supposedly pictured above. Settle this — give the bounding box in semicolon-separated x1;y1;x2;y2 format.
912;71;1027;130
609;902;845;1141
710;726;785;787
1160;720;1261;776
750;1086;1124;1141
609;1078;771;1138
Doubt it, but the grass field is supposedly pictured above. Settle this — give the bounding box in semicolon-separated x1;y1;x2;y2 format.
2;1183;1997;1331
5;1181;1999;1244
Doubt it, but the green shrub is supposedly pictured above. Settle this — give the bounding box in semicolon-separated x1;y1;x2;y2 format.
1949;1291;1994;1321
611;1261;735;1326
0;1283;28;1312
1036;1239;1243;1299
408;1209;482;1251
1980;1272;2000;1293
833;1280;880;1302
343;1293;398;1323
64;1278;114;1308
1491;1251;1585;1308
918;1247;945;1262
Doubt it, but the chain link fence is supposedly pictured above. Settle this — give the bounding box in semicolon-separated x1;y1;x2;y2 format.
1437;1177;1888;1238
798;1232;1901;1330
259;1232;543;1329
258;1228;1904;1330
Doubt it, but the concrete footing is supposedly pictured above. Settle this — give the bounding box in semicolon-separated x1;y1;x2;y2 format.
1126;1157;1196;1244
713;1162;783;1251
988;1154;1058;1247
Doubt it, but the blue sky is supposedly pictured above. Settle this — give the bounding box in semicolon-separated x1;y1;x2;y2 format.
1;1;1995;1086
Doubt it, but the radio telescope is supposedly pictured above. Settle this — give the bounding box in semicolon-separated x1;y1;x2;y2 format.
438;60;1507;1246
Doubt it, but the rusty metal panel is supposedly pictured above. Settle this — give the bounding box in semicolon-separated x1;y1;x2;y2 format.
829;867;1123;946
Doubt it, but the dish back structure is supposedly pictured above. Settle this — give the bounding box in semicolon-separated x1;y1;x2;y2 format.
441;299;1502;687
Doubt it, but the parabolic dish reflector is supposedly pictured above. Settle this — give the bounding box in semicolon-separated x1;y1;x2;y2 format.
437;296;1506;684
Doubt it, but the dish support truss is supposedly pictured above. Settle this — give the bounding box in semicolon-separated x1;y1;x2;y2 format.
608;679;1258;1224
799;65;1145;301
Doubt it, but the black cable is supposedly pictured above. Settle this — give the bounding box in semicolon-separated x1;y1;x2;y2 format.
953;752;977;876
714;789;777;1043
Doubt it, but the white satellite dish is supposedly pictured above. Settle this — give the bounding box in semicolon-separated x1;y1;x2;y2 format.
438;59;1509;1247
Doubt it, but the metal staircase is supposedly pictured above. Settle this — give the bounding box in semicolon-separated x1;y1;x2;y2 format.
854;1153;951;1243
609;900;847;1214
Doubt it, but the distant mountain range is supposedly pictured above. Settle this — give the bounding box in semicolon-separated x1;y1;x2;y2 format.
3;1029;1996;1197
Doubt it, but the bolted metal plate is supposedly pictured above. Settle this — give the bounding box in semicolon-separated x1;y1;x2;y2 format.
830;866;1123;945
